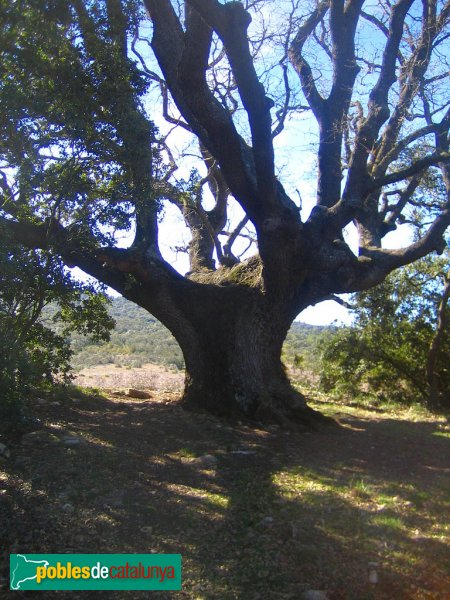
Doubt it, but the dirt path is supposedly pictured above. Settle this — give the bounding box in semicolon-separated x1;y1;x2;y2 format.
72;363;184;392
1;388;449;599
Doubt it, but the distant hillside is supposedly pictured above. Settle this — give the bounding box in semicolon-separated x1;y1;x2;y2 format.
69;297;184;370
283;320;334;372
63;296;333;372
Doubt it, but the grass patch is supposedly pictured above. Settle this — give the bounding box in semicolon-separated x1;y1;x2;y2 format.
177;447;197;459
371;515;405;531
433;430;450;439
348;477;374;499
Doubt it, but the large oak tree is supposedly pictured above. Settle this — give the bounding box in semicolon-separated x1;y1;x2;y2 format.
1;0;449;426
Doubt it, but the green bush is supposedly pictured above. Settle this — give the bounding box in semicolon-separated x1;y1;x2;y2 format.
0;319;72;420
0;229;113;420
319;255;450;409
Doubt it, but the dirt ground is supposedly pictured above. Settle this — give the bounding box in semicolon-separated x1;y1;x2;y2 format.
0;373;449;599
72;363;184;393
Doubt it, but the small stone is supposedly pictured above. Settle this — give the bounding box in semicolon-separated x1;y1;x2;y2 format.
21;431;61;446
127;389;151;399
36;398;47;406
61;437;82;447
61;503;75;513
194;454;218;468
259;516;274;527
59;431;86;447
50;401;61;406
368;562;379;584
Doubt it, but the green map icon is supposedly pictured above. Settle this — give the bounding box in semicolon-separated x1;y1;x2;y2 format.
10;555;50;590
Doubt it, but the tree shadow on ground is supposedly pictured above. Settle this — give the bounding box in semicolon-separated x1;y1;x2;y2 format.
0;391;449;599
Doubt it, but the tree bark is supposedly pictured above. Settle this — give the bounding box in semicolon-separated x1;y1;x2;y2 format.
162;287;329;429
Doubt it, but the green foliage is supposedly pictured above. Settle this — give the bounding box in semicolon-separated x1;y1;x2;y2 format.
282;322;333;373
0;0;157;244
67;296;185;370
319;254;450;408
0;228;114;420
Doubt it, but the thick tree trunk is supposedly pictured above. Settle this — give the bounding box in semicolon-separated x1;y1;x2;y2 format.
165;289;329;429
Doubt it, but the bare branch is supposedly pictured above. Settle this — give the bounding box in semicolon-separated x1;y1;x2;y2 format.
424;70;450;85
360;10;389;38
186;0;277;203
323;294;356;309
365;208;450;272
369;152;450;191
380;174;422;232
271;62;292;139
223;216;250;259
145;0;262;222
375;122;444;175
345;0;415;188
289;1;328;117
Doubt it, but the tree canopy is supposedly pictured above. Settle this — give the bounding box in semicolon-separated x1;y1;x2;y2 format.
0;224;113;420
1;0;449;424
320;251;450;408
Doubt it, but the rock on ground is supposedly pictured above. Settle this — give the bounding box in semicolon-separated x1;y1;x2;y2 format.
127;389;152;399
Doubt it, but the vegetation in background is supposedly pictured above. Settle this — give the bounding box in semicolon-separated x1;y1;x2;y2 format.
65;296;184;370
283;322;334;374
64;296;331;374
319;253;450;410
0;228;114;422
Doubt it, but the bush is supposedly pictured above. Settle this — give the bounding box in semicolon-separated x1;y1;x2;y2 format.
319;256;450;409
0;320;72;420
0;229;113;420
